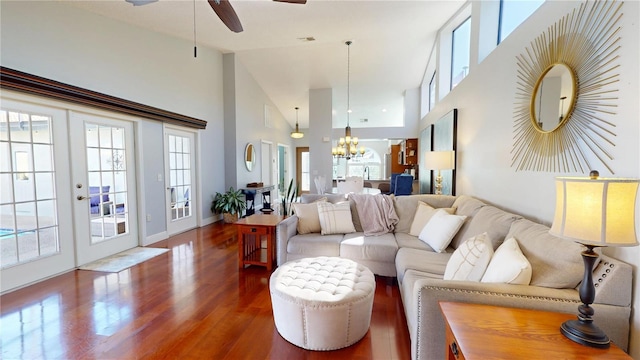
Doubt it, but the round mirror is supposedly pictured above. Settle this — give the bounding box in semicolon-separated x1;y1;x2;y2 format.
244;143;256;171
530;63;576;133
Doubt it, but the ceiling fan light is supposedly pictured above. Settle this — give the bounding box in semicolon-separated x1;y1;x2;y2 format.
125;0;158;6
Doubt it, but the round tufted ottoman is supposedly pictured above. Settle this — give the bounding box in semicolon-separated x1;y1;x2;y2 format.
269;256;376;351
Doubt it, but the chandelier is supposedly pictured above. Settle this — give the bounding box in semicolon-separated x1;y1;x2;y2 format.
332;41;364;160
290;106;304;139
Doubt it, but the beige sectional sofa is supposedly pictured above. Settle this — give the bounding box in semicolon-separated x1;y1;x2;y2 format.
275;193;633;359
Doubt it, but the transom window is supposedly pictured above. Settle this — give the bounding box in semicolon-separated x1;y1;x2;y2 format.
451;17;471;90
428;71;437;111
498;0;544;44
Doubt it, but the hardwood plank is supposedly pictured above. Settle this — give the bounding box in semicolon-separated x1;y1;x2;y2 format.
0;221;411;359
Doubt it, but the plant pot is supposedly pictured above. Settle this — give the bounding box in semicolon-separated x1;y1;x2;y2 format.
223;212;239;224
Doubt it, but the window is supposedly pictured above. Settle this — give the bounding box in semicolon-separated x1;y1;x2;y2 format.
428;72;436;111
498;0;544;44
332;148;382;181
451;17;471;90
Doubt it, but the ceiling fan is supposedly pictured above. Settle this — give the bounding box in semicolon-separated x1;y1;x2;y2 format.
210;0;307;33
126;0;306;33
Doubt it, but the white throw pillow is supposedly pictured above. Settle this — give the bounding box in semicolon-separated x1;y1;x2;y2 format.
418;209;467;253
481;237;532;285
317;201;356;235
444;232;494;281
409;202;457;236
292;199;326;234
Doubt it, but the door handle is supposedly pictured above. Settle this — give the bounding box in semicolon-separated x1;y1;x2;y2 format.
77;195;87;200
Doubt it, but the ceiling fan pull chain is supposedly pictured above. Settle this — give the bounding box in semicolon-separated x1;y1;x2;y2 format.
193;0;197;58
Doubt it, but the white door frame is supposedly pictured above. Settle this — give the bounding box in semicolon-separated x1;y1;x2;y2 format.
276;143;291;197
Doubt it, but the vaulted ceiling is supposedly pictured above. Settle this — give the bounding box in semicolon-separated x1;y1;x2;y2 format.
65;0;464;130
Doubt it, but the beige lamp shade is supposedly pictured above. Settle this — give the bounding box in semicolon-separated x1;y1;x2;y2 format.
550;176;639;247
424;151;455;170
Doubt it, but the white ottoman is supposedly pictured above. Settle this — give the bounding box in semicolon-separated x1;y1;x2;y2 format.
269;256;376;351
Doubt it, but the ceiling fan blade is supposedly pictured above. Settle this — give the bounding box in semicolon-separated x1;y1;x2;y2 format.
208;0;243;33
273;0;307;3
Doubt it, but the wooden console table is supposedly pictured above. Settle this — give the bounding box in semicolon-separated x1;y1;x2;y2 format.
235;214;283;271
439;302;631;360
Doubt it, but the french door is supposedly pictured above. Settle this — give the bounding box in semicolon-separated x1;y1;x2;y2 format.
164;127;197;235
69;111;138;266
0;99;75;292
1;95;140;292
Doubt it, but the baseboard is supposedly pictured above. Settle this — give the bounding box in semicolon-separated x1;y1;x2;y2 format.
144;231;168;246
201;215;220;226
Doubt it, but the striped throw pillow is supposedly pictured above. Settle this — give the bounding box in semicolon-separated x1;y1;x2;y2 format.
317;202;356;235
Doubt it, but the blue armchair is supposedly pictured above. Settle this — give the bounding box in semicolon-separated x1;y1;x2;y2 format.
394;174;414;196
89;186;111;215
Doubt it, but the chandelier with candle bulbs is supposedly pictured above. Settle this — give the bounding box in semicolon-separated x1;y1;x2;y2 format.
332;41;364;160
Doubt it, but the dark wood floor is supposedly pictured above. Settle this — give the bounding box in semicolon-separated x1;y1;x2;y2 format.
1;221;411;359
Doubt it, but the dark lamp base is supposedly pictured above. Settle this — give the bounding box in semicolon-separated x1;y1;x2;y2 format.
560;319;610;349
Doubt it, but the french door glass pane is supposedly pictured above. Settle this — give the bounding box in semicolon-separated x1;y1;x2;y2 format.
85;123;128;243
0;109;59;268
168;135;192;221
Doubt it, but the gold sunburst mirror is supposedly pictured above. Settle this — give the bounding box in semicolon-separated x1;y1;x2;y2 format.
512;0;622;173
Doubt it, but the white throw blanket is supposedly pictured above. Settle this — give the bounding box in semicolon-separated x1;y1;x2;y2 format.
349;194;399;236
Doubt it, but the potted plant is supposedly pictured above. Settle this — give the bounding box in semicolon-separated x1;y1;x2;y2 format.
211;187;246;223
280;179;299;216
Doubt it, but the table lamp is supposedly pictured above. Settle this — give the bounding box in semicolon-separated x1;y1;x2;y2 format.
424;150;455;194
549;170;639;348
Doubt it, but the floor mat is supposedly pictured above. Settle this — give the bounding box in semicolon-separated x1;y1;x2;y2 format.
78;247;169;273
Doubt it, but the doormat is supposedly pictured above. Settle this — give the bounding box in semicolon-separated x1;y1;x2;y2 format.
78;247;169;273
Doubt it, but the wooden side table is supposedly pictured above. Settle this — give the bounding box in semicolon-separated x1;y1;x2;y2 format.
439;302;631;360
235;214;283;271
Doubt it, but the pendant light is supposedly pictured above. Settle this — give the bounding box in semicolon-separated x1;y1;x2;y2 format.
332;41;364;159
290;107;304;139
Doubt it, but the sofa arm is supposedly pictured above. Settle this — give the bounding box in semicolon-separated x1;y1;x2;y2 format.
276;215;298;266
410;277;631;359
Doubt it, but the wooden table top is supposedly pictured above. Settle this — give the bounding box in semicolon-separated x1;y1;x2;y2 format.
235;214;284;227
439;302;631;359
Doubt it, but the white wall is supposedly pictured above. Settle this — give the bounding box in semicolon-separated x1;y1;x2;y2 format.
1;1;225;240
423;1;640;357
224;54;295;193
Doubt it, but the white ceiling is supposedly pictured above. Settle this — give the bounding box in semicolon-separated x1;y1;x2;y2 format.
64;0;464;129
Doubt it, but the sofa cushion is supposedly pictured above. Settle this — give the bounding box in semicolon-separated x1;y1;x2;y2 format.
340;232;398;263
348;197;364;233
451;205;523;250
481;237;532;285
317;202;356;235
393;195;457;234
394;232;435;251
301;194;345;204
451;195;485;217
286;233;345;257
444;232;493;281
505;219;583;288
395;247;451;283
292;199;326;234
418;210;467;253
409;201;456;237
